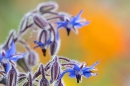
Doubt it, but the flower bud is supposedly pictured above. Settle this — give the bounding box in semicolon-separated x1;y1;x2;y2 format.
37;2;58;13
49;24;60;56
35;29;52;56
50;40;60;56
39;64;50;86
50;56;61;84
7;66;17;86
33;14;48;29
25;50;38;68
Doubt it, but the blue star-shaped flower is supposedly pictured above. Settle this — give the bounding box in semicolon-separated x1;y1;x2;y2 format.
57;10;90;35
34;40;52;56
0;40;26;73
58;61;99;83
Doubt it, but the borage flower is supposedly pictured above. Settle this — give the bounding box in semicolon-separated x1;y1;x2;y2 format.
0;40;26;73
58;61;99;83
57;10;90;35
34;40;52;56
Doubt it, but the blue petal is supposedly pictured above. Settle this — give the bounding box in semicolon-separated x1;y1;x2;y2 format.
5;63;11;73
68;71;76;78
6;40;16;58
75;10;83;20
74;21;90;28
82;61;99;71
10;52;27;62
74;23;82;28
89;61;99;70
46;40;52;45
57;21;68;29
56;30;60;40
73;64;80;72
0;54;2;62
57;22;64;24
58;69;74;80
80;21;90;26
57;24;63;29
82;67;90;72
34;41;44;49
83;71;91;78
71;10;83;23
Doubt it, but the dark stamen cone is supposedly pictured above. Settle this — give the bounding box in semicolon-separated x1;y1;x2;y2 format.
42;48;46;56
66;28;71;36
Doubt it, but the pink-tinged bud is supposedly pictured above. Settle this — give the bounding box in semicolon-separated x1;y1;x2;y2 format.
54;79;65;86
25;50;38;68
49;24;60;57
39;64;50;86
50;40;60;56
37;2;58;14
50;56;61;84
7;66;17;86
33;14;48;29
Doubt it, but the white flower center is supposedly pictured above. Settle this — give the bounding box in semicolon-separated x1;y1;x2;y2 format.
67;23;73;29
2;57;9;63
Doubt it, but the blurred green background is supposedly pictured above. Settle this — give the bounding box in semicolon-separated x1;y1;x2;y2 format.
0;0;130;86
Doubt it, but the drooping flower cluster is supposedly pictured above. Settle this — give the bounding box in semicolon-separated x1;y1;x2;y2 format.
0;1;99;86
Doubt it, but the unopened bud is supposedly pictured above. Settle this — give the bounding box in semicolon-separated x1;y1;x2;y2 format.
49;24;60;56
39;64;50;86
50;40;60;56
50;56;61;84
33;14;48;29
7;66;17;86
25;50;38;67
37;2;58;13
